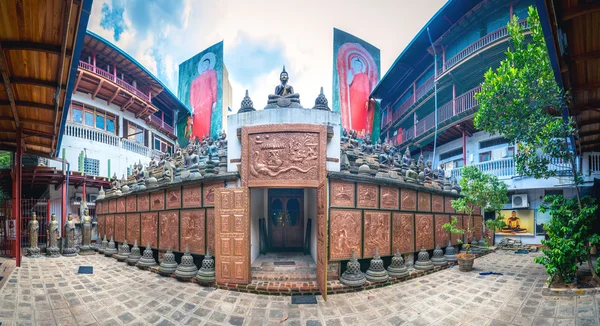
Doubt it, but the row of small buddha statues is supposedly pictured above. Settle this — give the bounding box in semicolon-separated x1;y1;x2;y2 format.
26;209;94;258
340;130;462;194
99;131;228;199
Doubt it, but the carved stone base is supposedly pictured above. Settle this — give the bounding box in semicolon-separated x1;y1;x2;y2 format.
46;246;60;258
175;248;198;279
196;249;215;283
414;248;434;271
79;245;95;256
444;242;457;263
159;249;178;274
27;247;41;258
431;245;448;266
62;247;77;257
387;250;408;278
126;243;142;266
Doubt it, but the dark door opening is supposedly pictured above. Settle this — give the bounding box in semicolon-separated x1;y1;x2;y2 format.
268;189;303;251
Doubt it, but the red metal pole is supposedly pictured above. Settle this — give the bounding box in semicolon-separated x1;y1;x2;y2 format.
92;51;96;73
462;130;467;166
509;3;513;18
15;128;22;267
62;177;67;227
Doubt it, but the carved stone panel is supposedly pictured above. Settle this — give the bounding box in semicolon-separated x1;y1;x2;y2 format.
117;197;126;213
206;208;215;252
400;189;416;211
451;215;463;245
115;214;126;243
141;212;158;248
242;124;327;188
180;209;205;255
151;190;165;211
159;211;179;251
418;192;431;212
183;184;202;208
473;215;483;240
432;194;444;213
138;193;149;212
97;202;102;214
330;181;355;208
363;211;391;257
109;199;116;213
329;209;361;260
203;182;221;207
166;187;181;210
357;183;378;209
434;214;450;247
126;213;141;245
380;187;399;210
126;196;137;213
392;213;414;253
97;215;105;237
444;196;455;213
415;214;434;250
105;215;115;239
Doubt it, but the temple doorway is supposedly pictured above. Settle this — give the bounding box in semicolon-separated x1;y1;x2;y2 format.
268;189;304;251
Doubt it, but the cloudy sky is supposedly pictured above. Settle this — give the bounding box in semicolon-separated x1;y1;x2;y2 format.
88;0;447;112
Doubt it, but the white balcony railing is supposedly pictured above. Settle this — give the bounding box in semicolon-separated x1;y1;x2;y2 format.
65;122;151;157
450;156;580;180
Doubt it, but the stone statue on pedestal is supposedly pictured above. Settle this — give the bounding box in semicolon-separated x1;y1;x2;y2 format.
79;209;94;255
265;66;302;109
196;248;215;283
62;214;77;257
46;213;60;258
238;90;256;113
27;212;40;257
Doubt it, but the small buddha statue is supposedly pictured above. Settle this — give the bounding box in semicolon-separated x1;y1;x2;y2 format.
401;148;411;174
405;160;419;183
46;213;60;258
27;212;40;257
417;153;425;175
265;66;302;109
79;208;94;255
349;130;359;149
451;177;462;194
63;214;77;257
216;130;227;150
501;211;528;233
420;160;434;186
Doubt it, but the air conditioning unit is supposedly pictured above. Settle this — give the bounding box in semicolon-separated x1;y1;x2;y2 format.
512;194;528;208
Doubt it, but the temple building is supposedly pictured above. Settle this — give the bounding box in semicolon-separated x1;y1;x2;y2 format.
371;0;600;244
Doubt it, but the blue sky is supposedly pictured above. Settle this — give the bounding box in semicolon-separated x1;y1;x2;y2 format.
88;0;447;111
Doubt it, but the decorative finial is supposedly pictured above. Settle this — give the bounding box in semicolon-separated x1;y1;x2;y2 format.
282;65;286;73
238;89;255;113
312;86;330;111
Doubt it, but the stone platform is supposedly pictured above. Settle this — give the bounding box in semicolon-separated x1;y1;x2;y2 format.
251;253;317;282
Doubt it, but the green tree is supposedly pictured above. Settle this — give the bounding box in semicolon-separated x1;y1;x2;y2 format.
443;165;508;252
474;6;598;283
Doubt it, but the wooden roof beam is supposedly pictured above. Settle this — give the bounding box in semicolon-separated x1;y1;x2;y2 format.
0;41;73;57
10;77;66;90
578;119;600;128
107;90;120;106
91;80;104;100
0;44;20;128
73;72;83;94
578;130;599;138
121;97;134;111
562;3;600;21
0;100;55;111
571;50;600;62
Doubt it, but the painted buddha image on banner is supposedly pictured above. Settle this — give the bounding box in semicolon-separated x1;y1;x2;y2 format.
332;28;381;141
177;41;224;147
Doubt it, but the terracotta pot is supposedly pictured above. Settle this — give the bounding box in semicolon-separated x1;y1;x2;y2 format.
456;254;475;272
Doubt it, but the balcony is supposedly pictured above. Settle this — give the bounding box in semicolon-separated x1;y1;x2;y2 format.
147;115;175;139
385;75;436;130
450;156;580;180
64;123;151;157
401;86;481;144
78;61;150;101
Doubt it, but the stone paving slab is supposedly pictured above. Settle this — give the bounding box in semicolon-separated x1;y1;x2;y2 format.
1;251;599;325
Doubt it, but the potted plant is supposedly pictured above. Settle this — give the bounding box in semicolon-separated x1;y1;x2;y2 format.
443;165;508;272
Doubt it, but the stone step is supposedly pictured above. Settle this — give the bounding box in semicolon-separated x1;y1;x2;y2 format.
252;271;317;282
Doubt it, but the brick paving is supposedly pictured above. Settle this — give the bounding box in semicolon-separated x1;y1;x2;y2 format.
1;251;599;326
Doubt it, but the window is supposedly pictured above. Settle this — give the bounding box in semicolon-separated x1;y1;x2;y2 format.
480;137;509;149
153;135;173;154
70;102;117;134
125;120;146;144
79;157;100;176
453;159;464;169
479;151;492;162
440;148;463;161
507;147;515;157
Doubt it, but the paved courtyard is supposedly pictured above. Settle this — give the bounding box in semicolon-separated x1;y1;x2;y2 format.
0;251;599;326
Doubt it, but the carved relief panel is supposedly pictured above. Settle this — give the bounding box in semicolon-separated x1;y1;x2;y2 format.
206;208;215;252
117;197;126;213
451;215;463;245
126;196;136;213
434;214;450;247
180;209;205;254
97;215;105;237
166;187;181;210
97;202;102;214
329;181;355;207
141;212;158;248
329;209;361;260
151;190;165;211
392;213;414;253
473;215;483;240
159;211;179;251
363;211;391;257
126;213;141;245
415;214;434;250
242;124;326;188
203;182;221;207
418;192;431;212
401;189;416;211
380;186;399;210
357;183;378;209
444;196;455;213
182;184;202;208
109;199;116;213
432;194;444;213
105;215;115;239
114;214;126;243
137;193;149;212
